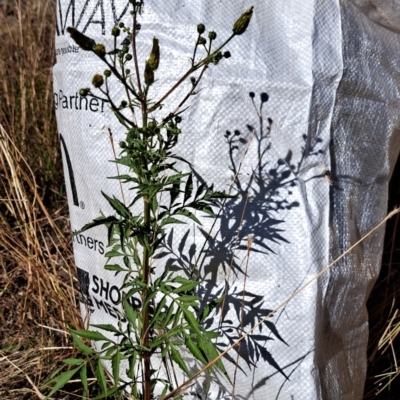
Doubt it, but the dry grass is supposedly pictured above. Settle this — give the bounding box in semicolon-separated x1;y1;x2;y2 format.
0;0;399;399
0;1;82;399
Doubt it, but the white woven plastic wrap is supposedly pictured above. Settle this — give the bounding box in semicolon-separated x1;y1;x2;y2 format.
53;1;400;399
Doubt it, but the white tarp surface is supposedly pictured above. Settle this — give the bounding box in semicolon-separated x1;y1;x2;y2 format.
53;1;400;399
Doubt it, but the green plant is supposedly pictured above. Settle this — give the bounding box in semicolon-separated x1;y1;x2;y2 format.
45;2;253;399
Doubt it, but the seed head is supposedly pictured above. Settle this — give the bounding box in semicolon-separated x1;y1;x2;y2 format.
92;74;104;88
197;24;205;34
79;88;90;96
232;6;254;35
111;26;120;37
93;44;106;58
208;31;217;40
147;37;160;71
197;37;207;46
66;27;96;51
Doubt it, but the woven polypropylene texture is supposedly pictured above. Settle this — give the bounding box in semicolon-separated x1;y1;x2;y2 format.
53;1;400;399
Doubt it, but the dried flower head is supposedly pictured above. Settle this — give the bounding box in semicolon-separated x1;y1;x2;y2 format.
66;27;96;51
144;61;154;85
93;44;106;58
92;74;104;88
111;26;121;37
197;24;205;34
197;37;207;46
147;37;160;71
208;31;217;40
232;6;254;35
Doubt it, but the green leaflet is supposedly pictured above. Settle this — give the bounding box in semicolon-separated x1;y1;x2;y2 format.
44;366;81;399
170;345;190;376
70;329;110;342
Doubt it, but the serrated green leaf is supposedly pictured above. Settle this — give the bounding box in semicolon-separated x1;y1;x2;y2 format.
204;331;221;339
78;216;119;233
90;324;120;333
70;332;95;355
162;303;175;328
105;250;125;258
95;359;107;394
45;366;81;399
160;216;185;227
62;358;85;366
170;346;190;376
102;191;131;219
105;264;126;273
152;296;167;323
175;295;199;305
185;335;207;364
70;329;110;342
173;281;199;294
198;336;229;380
149;335;165;349
176;208;201;225
181;307;201;335
123;299;138;326
111;348;122;386
80;363;88;397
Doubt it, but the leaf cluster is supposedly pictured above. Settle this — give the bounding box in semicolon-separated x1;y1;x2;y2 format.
50;2;254;399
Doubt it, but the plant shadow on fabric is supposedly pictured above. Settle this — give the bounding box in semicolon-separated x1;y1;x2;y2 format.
158;92;324;397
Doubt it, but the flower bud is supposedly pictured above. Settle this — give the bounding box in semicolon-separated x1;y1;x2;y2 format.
92;74;104;88
190;76;196;86
232;6;254;35
213;51;223;65
147;37;160;71
126;69;131;75
208;31;217;40
224;51;231;58
197;37;207;46
119;141;127;148
93;44;106;58
175;116;182;123
120;100;128;108
144;61;154;85
197;24;205;34
119;22;125;28
111;26;120;37
66;27;96;51
125;53;133;61
79;88;90;96
104;69;111;77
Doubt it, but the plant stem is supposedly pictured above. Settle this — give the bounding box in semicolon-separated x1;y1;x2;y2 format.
141;110;151;400
148;33;236;113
